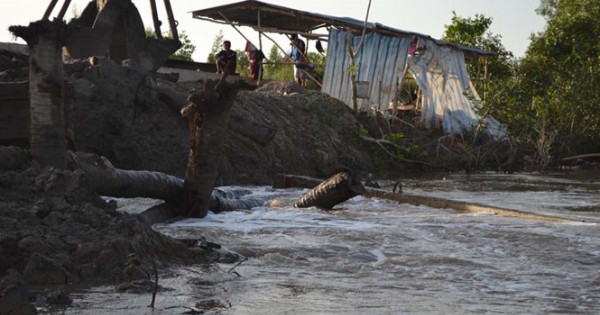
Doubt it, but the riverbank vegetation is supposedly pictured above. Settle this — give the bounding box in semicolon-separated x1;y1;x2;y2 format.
445;0;600;170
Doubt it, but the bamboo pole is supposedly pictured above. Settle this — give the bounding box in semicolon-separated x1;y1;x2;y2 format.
217;11;256;49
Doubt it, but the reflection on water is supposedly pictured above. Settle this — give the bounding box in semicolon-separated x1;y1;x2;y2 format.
77;172;600;314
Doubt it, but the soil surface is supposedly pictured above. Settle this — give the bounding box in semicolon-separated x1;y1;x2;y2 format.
0;50;375;313
68;58;372;184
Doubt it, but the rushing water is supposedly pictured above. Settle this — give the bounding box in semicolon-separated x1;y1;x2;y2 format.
68;171;600;314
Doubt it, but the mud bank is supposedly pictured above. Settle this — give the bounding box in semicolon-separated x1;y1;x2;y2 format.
0;153;238;313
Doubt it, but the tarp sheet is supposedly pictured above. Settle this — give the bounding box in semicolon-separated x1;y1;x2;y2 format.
408;38;505;137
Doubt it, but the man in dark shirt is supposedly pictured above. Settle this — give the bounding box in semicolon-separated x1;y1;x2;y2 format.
215;40;237;74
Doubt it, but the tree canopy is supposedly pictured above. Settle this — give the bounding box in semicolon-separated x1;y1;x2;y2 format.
442;1;600;168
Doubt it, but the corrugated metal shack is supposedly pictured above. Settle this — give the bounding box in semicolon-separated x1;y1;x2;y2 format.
191;0;505;137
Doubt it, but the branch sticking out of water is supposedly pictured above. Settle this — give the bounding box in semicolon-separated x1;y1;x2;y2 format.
228;257;248;277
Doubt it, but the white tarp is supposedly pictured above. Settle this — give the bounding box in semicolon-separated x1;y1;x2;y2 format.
408;38;506;138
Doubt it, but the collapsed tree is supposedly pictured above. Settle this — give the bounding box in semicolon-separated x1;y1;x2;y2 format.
180;76;243;218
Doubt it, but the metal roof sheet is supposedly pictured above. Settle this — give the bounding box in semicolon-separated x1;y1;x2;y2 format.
191;0;495;57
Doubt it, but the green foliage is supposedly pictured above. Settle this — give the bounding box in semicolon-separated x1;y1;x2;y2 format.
207;30;224;63
145;28;195;62
442;11;515;88
384;133;429;163
304;52;326;90
263;45;293;82
236;49;250;77
170;31;195;62
493;0;600;160
354;130;428;171
443;11;492;48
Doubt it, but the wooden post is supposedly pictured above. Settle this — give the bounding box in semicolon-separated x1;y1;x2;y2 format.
43;0;60;20
56;0;72;20
10;20;68;169
163;0;178;39
149;0;163;39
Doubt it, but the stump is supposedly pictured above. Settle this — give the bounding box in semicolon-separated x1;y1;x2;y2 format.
294;172;365;210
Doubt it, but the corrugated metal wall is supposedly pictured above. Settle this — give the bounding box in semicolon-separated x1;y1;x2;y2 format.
321;29;412;111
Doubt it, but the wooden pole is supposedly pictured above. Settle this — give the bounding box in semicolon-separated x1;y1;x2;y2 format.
43;0;60;20
162;0;178;39
149;0;163;39
217;11;256;48
273;174;578;222
257;9;263;84
56;0;71;20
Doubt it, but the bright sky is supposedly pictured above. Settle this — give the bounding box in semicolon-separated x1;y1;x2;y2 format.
0;0;546;61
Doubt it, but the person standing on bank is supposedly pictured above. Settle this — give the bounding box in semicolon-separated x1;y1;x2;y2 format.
215;40;237;74
290;34;306;85
245;41;265;81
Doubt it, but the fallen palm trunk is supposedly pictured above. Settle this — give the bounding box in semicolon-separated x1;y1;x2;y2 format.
294;172;365;209
274;173;575;222
68;151;264;213
1;147;264;215
69;152;182;201
210;189;265;213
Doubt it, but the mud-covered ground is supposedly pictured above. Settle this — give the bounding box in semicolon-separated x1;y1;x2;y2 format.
0;150;248;313
0;50;376;313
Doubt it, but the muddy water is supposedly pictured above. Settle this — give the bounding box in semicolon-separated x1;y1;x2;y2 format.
67;172;600;314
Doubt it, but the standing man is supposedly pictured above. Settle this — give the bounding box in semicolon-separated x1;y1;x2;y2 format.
245;41;265;81
290;34;306;85
215;40;237;74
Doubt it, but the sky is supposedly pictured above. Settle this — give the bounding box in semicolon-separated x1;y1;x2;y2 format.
0;0;547;62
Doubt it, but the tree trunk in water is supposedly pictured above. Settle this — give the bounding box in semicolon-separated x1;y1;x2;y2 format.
276;173;575;222
69;152;183;201
10;20;68;169
294;172;365;210
181;77;242;217
69;152;264;213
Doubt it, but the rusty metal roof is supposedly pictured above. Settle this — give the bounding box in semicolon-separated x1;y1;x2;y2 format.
191;0;364;34
191;0;494;57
